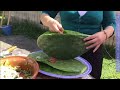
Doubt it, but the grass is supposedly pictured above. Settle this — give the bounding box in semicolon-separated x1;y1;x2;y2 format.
0;19;120;79
101;44;120;79
101;58;120;79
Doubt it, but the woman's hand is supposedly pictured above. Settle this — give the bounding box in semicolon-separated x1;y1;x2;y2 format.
83;26;114;53
83;31;107;53
47;19;64;34
40;13;64;34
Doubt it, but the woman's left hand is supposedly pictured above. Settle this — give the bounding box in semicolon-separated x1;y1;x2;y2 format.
83;31;107;53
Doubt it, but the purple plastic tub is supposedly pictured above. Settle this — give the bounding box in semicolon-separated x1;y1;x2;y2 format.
32;50;92;79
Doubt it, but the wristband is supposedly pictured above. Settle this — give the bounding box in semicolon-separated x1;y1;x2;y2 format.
102;30;108;40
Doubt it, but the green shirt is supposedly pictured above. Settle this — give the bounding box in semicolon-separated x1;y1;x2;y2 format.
42;11;116;35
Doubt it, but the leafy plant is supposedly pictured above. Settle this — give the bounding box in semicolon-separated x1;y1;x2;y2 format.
0;11;11;35
10;19;47;39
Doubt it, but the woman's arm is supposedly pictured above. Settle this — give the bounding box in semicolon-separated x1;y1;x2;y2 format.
40;11;64;34
103;26;114;39
40;11;58;25
84;11;116;52
102;11;116;39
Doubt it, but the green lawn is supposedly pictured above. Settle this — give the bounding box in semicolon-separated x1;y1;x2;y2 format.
101;58;120;79
101;45;120;79
1;20;120;79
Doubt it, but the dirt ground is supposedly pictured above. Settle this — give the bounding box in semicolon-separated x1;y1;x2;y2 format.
0;35;40;56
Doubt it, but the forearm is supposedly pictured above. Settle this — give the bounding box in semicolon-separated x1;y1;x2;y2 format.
40;13;63;33
103;26;114;39
40;13;55;27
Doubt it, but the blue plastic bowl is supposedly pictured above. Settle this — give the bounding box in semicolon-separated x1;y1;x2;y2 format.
0;25;12;36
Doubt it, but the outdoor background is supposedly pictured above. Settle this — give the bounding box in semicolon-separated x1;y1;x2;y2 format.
2;11;116;46
0;11;120;79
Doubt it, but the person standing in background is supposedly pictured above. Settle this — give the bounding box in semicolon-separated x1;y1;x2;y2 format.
40;11;116;79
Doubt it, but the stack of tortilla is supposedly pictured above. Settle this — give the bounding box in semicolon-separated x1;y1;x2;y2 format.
28;51;88;77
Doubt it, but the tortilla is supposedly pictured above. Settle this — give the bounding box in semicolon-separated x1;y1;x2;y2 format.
39;62;82;76
28;51;87;75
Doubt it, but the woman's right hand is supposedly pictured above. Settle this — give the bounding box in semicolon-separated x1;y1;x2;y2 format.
47;19;64;34
40;13;64;34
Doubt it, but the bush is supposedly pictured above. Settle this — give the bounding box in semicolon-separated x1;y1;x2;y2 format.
10;19;48;39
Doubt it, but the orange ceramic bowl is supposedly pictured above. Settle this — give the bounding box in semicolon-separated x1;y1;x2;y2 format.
0;56;39;79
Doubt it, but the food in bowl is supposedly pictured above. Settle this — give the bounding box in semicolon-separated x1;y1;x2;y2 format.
0;56;39;79
0;64;32;79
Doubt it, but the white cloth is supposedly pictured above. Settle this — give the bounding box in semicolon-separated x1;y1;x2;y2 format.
78;11;87;17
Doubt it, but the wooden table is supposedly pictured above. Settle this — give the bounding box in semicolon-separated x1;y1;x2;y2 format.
0;35;94;79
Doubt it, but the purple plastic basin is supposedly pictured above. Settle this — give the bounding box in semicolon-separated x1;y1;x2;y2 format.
32;50;92;79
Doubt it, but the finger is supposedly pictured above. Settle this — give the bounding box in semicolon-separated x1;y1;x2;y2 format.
85;38;98;45
86;42;98;49
57;22;62;29
49;28;55;32
54;25;61;33
59;27;64;32
84;35;96;41
49;24;57;32
53;24;63;34
57;24;64;33
93;44;100;53
50;24;61;33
